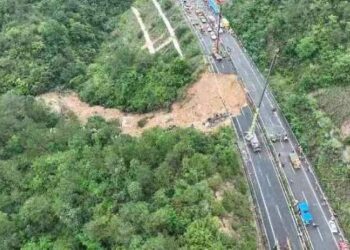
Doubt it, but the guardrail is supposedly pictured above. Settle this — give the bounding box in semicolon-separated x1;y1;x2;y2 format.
244;87;310;250
231;27;346;243
230;117;269;250
177;1;269;248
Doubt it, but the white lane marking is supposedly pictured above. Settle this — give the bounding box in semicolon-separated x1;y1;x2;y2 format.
231;39;277;114
266;174;272;187
247;69;337;245
244;107;304;248
276;205;283;221
302;191;308;203
317;227;324;241
230;121;270;248
235;117;275;248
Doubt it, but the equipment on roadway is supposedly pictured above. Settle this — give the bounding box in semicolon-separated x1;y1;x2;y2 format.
245;50;278;145
211;46;222;61
297;201;313;226
289;153;301;169
221;17;230;29
245;132;261;152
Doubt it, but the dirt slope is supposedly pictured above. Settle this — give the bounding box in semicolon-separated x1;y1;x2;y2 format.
39;73;246;136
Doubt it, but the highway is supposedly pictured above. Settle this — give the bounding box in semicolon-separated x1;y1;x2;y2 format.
221;22;341;250
233;106;303;249
178;1;304;248
178;0;345;249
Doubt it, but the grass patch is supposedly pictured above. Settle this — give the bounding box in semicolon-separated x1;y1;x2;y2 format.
313;85;350;128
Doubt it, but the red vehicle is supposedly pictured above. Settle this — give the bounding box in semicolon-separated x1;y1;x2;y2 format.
339;240;349;250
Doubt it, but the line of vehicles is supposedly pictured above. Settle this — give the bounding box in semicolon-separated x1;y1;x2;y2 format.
184;0;229;62
181;1;349;249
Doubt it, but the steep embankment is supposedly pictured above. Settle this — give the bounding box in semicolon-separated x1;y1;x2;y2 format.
0;93;256;249
39;73;247;136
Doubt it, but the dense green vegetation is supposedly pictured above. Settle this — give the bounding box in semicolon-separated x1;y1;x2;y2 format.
0;94;256;249
79;0;202;112
0;0;202;112
224;0;350;237
0;0;133;94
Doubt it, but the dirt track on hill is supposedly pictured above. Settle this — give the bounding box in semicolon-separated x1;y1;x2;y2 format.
39;73;246;136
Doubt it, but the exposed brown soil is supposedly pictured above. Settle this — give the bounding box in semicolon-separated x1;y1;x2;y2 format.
39;73;246;136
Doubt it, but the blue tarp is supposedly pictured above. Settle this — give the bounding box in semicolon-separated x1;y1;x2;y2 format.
208;0;220;14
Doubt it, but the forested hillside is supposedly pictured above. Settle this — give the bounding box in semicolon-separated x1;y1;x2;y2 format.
224;0;350;237
0;94;256;249
0;0;202;112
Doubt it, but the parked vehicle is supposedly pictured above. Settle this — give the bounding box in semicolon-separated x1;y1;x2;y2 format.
208;15;216;24
329;220;338;234
289;152;301;169
210;31;217;40
212;51;222;61
195;9;203;16
246;133;261;152
339;240;349;250
297;201;313;226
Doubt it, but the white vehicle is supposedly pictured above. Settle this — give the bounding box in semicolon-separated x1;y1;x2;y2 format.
210;33;217;40
207;27;213;32
208;15;216;23
195;9;203;16
329;220;338;234
246;133;261;152
200;18;207;23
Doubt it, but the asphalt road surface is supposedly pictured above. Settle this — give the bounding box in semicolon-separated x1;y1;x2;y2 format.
233;106;303;249
221;26;341;250
178;0;345;249
179;1;304;249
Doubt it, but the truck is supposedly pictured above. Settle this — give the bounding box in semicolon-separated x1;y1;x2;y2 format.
297;201;313;226
246;133;261;152
289;152;301;169
211;46;222;61
212;51;222;61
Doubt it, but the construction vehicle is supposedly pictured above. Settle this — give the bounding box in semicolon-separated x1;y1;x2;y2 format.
245;132;261;153
211;45;222;61
289;152;301;169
